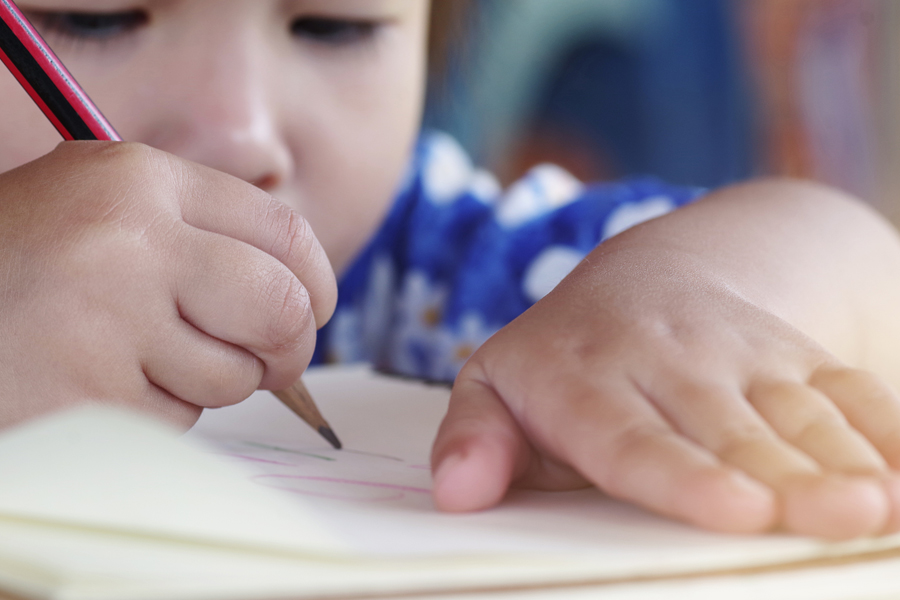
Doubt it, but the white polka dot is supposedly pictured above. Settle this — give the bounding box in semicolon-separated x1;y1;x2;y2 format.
422;133;473;205
522;246;585;303
496;181;541;228
496;164;583;228
469;169;502;204
534;164;584;208
602;196;676;240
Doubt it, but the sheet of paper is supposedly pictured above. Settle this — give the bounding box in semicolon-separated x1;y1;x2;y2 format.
2;364;900;600
0;406;346;555
189;365;900;569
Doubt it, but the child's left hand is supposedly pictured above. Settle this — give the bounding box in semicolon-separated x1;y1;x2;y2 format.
430;179;900;540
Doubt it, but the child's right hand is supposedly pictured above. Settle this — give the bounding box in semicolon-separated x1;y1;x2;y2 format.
0;141;337;429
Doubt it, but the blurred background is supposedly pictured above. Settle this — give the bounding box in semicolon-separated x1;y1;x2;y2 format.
424;0;900;224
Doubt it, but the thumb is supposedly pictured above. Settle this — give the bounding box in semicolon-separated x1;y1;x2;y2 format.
430;377;531;512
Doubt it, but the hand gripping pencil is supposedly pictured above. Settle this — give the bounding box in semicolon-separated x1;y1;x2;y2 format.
0;0;341;449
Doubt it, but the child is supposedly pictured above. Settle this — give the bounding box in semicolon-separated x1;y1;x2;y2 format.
1;0;900;540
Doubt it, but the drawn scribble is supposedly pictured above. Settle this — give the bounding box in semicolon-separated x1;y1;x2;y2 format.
212;438;429;504
252;474;431;502
340;449;404;462
242;441;335;461
214;453;294;467
242;441;405;463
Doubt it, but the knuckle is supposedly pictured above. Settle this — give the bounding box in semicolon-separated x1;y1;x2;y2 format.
437;411;489;448
258;268;314;353
455;360;489;390
80;141;158;174
283;207;313;261
843;368;890;396
812;366;858;388
814;367;898;406
791;412;846;445
568;337;608;365
105;140;155;162
710;424;774;461
58;142;180;221
600;423;671;489
266;201;314;266
749;380;845;435
100;144;188;202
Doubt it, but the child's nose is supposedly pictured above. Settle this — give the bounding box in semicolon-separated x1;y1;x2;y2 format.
138;43;294;192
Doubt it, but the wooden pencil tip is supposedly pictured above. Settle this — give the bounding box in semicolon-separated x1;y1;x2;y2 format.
318;426;342;450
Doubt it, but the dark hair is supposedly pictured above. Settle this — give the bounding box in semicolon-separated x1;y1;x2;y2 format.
428;0;474;75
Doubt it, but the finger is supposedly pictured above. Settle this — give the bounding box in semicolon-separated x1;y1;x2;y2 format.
747;380;886;474
540;378;776;534
172;227;317;391
176;161;337;327
134;380;203;431
652;379;888;538
431;376;537;512
810;367;900;469
881;475;900;533
650;379;821;478
142;318;264;409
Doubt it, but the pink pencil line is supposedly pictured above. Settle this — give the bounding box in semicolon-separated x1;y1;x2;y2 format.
214;453;294;466
252;474;431;494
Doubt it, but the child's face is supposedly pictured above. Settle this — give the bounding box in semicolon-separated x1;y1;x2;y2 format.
0;0;429;273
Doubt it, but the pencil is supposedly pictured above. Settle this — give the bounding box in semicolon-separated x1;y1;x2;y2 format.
0;0;119;141
272;381;341;449
0;0;341;450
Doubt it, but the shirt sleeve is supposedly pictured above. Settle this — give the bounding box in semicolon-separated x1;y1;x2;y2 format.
313;131;705;382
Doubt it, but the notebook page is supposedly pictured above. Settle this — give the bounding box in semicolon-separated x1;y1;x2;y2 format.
0;407;345;556
2;365;900;600
190;365;900;566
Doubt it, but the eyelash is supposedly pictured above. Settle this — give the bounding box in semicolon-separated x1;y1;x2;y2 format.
27;11;378;49
28;10;148;45
290;17;378;46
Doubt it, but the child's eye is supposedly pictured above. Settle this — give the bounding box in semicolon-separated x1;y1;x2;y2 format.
290;17;377;45
28;10;148;42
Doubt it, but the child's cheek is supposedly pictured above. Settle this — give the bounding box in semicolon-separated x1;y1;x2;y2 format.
0;72;61;171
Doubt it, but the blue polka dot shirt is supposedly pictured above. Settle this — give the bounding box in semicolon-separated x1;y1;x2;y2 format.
312;132;703;382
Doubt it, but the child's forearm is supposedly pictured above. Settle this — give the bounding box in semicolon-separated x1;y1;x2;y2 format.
593;178;900;387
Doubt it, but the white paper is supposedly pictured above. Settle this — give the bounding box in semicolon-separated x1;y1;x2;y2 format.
0;406;345;556
1;364;899;600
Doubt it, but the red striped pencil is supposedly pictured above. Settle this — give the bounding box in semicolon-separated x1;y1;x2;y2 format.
0;0;119;141
0;0;341;449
